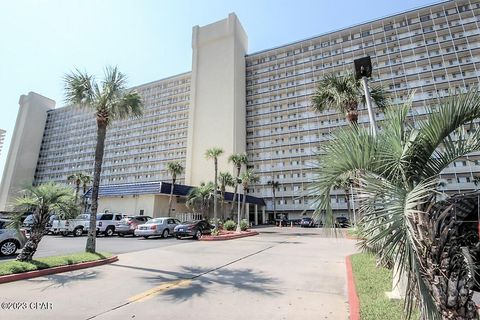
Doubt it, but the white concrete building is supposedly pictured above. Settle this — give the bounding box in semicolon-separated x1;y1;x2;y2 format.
1;1;480;221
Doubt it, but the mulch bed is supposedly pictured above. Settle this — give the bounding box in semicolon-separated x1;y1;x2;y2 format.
200;230;259;241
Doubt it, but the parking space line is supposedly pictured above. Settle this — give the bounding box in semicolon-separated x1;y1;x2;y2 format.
127;279;192;303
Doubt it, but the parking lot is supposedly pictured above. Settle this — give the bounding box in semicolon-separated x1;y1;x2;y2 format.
0;227;357;320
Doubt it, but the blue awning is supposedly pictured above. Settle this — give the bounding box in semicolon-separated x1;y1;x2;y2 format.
84;181;265;206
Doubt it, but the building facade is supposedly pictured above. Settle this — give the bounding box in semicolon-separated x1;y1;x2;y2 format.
1;1;480;220
0;129;5;156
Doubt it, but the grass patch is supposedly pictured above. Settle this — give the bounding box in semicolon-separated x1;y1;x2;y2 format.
350;252;418;320
0;252;112;276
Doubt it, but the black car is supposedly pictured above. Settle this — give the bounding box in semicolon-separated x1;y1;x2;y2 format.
300;217;315;228
173;220;213;239
335;216;350;228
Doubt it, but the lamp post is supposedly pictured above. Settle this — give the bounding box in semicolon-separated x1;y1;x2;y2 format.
354;56;378;137
236;178;242;233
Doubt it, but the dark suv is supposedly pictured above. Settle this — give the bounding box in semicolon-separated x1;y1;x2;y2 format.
335;216;350;228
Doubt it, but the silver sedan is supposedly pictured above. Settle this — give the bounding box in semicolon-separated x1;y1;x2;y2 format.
134;217;181;239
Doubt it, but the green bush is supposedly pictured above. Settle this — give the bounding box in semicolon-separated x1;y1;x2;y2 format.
240;219;249;231
223;220;236;231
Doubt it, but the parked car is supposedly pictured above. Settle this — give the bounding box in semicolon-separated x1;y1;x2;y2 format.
0;219;27;256
300;217;315;228
335;216;351;228
117;215;152;237
173;220;214;239
134;217;180;239
96;213;127;236
55;214;90;237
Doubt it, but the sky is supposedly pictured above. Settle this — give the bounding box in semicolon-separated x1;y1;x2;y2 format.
0;0;438;179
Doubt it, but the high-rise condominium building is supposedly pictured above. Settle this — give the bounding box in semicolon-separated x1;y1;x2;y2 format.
0;129;5;156
1;1;479;220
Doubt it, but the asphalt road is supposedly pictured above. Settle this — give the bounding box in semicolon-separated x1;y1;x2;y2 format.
0;227;357;320
0;233;190;262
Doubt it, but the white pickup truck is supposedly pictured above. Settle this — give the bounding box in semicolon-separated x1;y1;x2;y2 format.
52;214;90;237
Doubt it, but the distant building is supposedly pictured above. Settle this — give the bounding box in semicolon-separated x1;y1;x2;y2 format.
1;1;480;221
0;129;5;156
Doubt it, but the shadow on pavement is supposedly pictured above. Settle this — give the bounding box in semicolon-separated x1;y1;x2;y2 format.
26;270;100;291
112;263;281;301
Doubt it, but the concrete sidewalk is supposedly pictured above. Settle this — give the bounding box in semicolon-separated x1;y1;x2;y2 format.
0;227;357;320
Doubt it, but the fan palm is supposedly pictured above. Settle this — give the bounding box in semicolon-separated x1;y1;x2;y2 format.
218;171;235;219
205;147;224;222
186;182;215;218
311;72;388;124
64;66;143;253
237;169;259;232
314;90;480;319
11;183;78;261
166;161;184;216
228;153;248;215
67;172;90;202
267;180;280;218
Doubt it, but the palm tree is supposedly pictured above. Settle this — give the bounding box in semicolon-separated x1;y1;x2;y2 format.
166;161;184;216
228;153;248;215
237;169;259;232
311;72;388;124
81;174;92;195
205;147;224;222
267;180;280;219
67;172;89;202
12;183;78;261
332;174;354;223
64;66;143;253
186;182;215;218
314;91;480;319
218;171;235;219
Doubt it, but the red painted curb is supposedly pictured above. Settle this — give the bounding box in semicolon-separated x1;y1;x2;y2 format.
346;255;361;320
0;256;118;284
200;231;259;241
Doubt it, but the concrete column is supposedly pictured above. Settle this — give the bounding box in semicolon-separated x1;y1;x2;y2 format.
186;13;248;185
0;92;55;211
254;204;258;225
246;202;250;224
262;207;266;224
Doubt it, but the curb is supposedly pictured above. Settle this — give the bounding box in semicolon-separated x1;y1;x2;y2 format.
200;231;259;241
0;256;118;284
346;255;361;320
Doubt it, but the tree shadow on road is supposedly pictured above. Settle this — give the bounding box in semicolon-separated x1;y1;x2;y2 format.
26;270;100;292
112;263;281;302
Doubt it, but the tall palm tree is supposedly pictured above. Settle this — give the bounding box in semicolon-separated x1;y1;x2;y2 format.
228;153;248;215
81;174;92;195
267;180;280;219
11;183;78;261
205;147;224;222
67;172;89;202
332;174;354;223
64;66;143;253
218;171;235;219
186;182;215;218
237;169;259;232
311;72;388;124
314;91;480;319
166;161;184;216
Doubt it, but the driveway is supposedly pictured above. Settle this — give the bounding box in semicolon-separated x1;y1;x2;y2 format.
0;227;357;320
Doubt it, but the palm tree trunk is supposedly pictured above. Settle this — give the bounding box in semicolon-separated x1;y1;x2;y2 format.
272;188;276;219
230;167;241;214
213;159;218;222
17;222;46;261
86;122;107;253
75;180;80;203
168;177;175;216
345;188;352;222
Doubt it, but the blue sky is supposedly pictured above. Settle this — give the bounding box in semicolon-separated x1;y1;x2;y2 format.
0;0;437;178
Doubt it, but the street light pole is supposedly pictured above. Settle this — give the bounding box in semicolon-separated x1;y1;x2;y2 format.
360;76;378;137
354;56;378;137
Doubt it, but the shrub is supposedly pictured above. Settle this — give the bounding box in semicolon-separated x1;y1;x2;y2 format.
240;219;249;231
224;220;236;231
209;218;223;230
